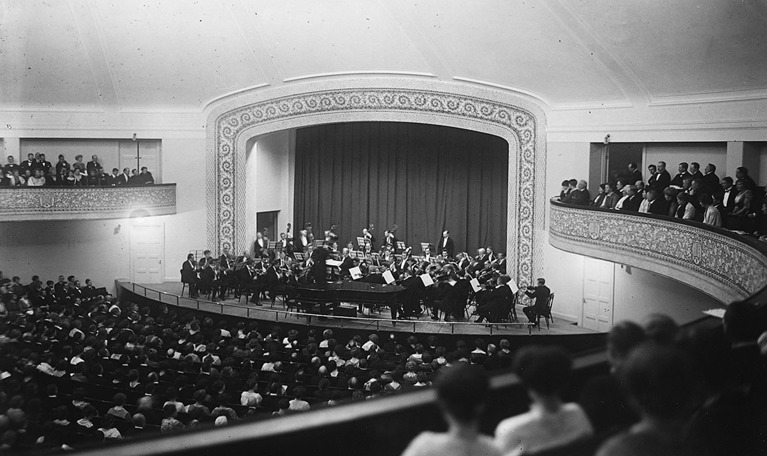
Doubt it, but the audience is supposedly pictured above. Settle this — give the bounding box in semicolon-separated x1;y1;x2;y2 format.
1;152;156;187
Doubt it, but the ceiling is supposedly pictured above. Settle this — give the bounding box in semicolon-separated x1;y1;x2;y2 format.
1;0;766;112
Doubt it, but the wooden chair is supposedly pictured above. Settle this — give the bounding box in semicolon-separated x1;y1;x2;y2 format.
536;292;555;329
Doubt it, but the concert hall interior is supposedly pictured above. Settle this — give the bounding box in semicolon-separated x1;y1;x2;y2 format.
1;1;767;455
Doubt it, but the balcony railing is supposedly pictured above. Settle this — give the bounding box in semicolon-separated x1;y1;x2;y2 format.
549;198;767;304
0;184;176;221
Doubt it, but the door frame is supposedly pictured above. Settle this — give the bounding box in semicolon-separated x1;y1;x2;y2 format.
129;220;166;284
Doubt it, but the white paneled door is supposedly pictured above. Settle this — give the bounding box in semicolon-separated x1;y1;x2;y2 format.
131;222;165;284
582;257;615;332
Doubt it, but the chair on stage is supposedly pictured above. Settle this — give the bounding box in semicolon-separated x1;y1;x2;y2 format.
536;293;555;330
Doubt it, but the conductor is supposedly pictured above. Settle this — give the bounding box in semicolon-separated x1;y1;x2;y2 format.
522;278;551;326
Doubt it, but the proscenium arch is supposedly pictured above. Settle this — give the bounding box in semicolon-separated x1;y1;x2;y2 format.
206;78;547;286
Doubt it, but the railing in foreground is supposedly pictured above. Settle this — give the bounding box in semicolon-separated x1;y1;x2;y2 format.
549;198;767;305
116;280;537;335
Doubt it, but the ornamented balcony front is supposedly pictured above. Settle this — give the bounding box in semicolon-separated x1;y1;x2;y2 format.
0;184;176;221
549;198;767;304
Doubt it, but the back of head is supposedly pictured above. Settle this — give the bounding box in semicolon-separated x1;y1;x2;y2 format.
607;321;645;368
619;343;692;420
642;314;679;345
513;345;571;396
435;362;489;423
724;300;764;344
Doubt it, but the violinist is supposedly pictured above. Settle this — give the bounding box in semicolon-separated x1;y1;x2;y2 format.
339;248;355;277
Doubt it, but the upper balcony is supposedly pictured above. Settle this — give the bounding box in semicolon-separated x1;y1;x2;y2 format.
0;184;176;221
549;198;767;305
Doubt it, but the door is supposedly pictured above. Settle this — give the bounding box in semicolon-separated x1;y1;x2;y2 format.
582;257;614;331
605;143;644;184
119;139;160;180
256;211;279;242
131;222;165;284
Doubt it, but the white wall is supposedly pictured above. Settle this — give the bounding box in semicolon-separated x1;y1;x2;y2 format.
539;142;591;321
644;142;727;176
613;264;722;325
245;130;295;247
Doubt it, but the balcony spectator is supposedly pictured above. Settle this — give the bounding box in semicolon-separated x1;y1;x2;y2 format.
128;168;142;186
37;153;52;175
591;183;607;207
72;154;86;173
8;169;25;186
702;163;720;197
689;162;704;181
565;180;590;206
86;155;103;176
647;164;659;191
44;169;60;186
4;155;20;176
728;179;755;231
616;185;642;212
55;154;70;176
663;187;679;217
646;189;666;215
116;167;131;186
601;182;620;209
655;161;671;192
71;168;86;187
27;168;46;187
700;194;722;227
19;153;38;175
735;166;757;191
558;179;571;201
139;166;155;185
627;162;642;186
670;162;691;189
675;192;696;220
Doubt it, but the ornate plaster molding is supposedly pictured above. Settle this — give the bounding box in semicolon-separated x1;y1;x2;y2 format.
206;79;547;286
549;200;767;303
0;185;176;221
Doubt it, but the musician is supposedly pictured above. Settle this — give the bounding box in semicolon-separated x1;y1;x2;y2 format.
295;229;309;253
475;275;514;323
494;252;507;274
307;242;330;287
325;224;339;243
383;230;397;250
522;278;551;326
362;227;375;251
278;232;293;257
251;259;279;305
305;223;315;245
198;258;215;296
423;245;434;263
181;254;198;298
253;232;267;258
398;269;423;318
455;252;471;274
438;230;455;259
339;248;355;277
234;259;256;300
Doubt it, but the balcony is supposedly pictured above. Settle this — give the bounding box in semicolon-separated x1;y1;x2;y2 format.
549;199;767;304
0;184;176;221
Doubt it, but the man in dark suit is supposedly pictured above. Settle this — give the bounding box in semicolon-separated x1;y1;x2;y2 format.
438;230;455;260
701;163;721;197
19;153;38;176
565;180;591;206
627;162;643;186
670;162;691;189
339;248;355;277
522;278;551;326
688;162;704;182
181;254;198;298
86;155;103;176
655;161;671;192
618;185;643;212
475;275;514;323
4;155;20;177
646;189;667;215
719;177;737;215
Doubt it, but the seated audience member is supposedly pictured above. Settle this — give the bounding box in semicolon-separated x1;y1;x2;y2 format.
401;363;500;456
596;343;694;456
565;180;590;206
72;154;86;173
642;313;679;346
728;179;754;231
579;321;644;434
139;166;155;185
645;189;666;215
700;193;722;227
646;164;659;191
558;180;571;201
591;183;607;207
601;182;620;209
701;163;720;197
669;162;691;189
735;166;757;191
675;192;695;220
8;169;25;186
27;168;46;186
495;346;593;455
72;168;86;187
55;154;70;176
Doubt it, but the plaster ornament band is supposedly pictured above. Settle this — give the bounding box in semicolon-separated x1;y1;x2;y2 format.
208;84;544;287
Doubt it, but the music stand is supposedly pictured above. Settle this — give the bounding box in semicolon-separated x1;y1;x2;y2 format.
420;242;430;253
313;240;324;247
293;253;305;261
356;237;366;248
396;241;406;251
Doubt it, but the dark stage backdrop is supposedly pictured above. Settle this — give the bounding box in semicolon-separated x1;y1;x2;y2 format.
293;122;508;255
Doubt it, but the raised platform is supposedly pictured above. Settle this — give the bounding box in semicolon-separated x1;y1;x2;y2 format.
127;281;595;337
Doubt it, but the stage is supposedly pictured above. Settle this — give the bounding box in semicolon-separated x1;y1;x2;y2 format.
130;281;596;337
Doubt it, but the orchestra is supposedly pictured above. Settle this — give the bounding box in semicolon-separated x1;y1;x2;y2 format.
181;222;528;323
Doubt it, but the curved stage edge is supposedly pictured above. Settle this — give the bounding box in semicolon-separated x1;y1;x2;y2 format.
116;280;607;355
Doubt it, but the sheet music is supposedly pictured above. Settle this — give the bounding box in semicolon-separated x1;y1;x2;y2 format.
293;253;305;261
325;259;343;267
470;278;481;292
350;266;363;280
420;273;434;287
507;280;519;294
382;270;395;284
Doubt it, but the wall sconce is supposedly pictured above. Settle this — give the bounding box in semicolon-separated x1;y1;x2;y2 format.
604;134;611;144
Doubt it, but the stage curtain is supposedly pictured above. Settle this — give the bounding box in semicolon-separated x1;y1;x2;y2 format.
293;122;508;256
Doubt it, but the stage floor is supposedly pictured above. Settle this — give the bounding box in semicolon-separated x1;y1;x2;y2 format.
135;282;596;337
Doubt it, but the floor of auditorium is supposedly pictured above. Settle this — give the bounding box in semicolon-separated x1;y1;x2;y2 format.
136;282;597;336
